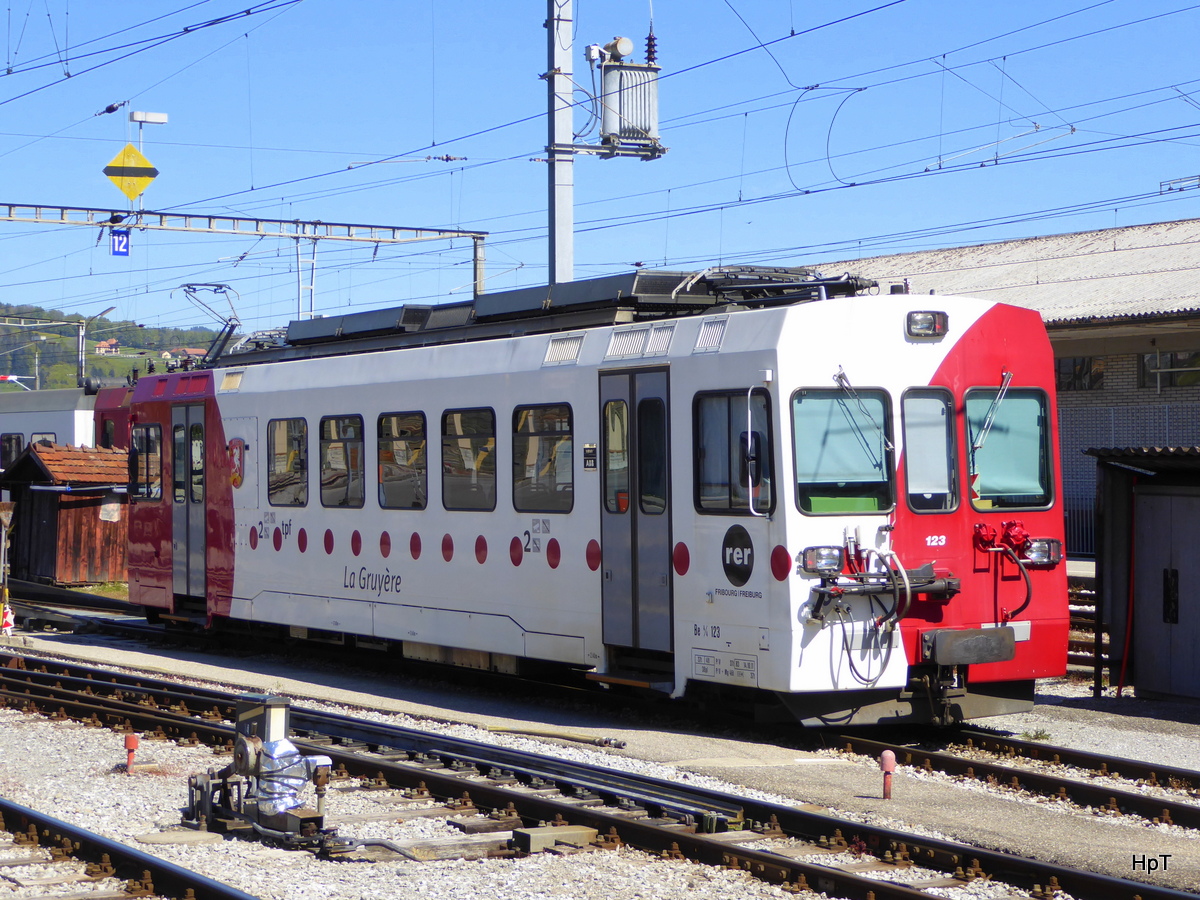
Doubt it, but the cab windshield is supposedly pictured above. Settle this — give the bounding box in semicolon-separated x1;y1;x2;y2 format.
965;388;1052;509
792;388;893;514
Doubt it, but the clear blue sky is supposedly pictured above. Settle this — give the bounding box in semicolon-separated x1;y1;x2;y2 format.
2;0;1199;333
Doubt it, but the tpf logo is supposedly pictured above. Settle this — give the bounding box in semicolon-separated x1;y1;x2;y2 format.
722;525;753;586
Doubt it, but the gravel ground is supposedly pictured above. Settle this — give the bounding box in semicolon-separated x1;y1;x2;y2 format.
1;632;1198;897
0;708;798;900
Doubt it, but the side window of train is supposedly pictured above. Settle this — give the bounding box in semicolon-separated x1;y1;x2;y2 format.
172;423;205;504
442;408;496;511
792;387;894;515
965;388;1052;510
31;432;55;445
0;434;23;469
694;389;774;515
513;404;573;513
129;424;162;500
603;401;629;513
637;399;668;515
189;422;204;504
902;389;957;513
319;415;365;508
378;412;427;510
172;426;186;503
267;418;308;507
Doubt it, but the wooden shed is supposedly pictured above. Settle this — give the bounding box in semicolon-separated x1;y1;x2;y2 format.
0;443;128;586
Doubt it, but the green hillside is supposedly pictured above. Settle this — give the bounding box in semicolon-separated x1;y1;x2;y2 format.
0;304;221;391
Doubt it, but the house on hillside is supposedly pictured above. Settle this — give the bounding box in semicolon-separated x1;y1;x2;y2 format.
94;338;120;355
817;217;1200;557
161;347;207;361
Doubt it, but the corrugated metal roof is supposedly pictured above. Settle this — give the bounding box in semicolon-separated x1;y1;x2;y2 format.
1087;446;1200;458
1084;446;1200;474
817;218;1200;324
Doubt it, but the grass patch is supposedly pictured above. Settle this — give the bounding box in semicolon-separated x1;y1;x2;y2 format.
71;582;129;601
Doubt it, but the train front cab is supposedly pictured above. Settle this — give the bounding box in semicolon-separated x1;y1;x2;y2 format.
773;303;1069;727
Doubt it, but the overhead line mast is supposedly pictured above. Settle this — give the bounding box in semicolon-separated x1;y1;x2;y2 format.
547;0;575;286
545;1;666;285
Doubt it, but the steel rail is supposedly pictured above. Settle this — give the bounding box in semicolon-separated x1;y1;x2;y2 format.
837;733;1200;829
0;666;743;825
0;670;931;900
0;795;258;900
0;663;1192;900
0;654;744;823
12;653;1199;834
953;726;1200;789
32;644;1181;802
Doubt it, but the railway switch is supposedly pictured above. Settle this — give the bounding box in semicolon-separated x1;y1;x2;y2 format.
182;694;349;854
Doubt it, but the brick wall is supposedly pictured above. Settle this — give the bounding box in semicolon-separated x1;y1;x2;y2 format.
1057;352;1200;555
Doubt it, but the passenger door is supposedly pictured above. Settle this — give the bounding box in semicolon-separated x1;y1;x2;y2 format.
599;369;672;652
171;404;206;598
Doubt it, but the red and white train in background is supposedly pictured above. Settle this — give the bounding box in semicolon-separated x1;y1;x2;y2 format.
119;267;1067;726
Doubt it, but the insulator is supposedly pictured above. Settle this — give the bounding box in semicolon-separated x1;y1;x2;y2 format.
646;30;658;63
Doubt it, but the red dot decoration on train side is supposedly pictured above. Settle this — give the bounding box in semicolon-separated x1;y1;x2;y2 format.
410;532;421;560
248;527;258;550
297;528;307;553
324;529;335;555
273;527;282;552
546;538;561;569
510;536;523;566
441;533;454;562
475;535;488;564
351;530;362;557
672;542;690;576
380;532;391;558
771;545;792;581
586;539;602;571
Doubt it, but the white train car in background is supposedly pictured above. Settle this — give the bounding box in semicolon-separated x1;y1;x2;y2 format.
0;387;96;469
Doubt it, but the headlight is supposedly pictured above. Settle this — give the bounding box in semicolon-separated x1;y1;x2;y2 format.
1022;538;1063;566
906;310;948;338
800;546;845;576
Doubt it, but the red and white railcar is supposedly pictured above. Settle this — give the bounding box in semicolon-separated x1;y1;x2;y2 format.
126;268;1068;725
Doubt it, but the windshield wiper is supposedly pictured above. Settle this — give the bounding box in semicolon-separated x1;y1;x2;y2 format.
972;369;1014;457
832;367;894;470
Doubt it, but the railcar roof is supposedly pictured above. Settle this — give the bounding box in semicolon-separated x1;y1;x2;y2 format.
0;387;91;412
218;266;876;367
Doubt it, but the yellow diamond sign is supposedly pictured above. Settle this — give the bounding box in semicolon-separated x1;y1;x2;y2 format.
103;143;159;201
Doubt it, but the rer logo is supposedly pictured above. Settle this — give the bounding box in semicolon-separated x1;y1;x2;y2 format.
721;524;754;587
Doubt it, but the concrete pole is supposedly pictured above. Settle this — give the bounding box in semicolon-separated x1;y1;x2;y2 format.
547;0;574;285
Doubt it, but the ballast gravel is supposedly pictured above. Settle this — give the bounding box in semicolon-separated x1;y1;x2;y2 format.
0;707;797;900
2;632;1199;897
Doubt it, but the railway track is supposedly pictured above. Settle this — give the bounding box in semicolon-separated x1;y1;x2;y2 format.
0;650;1193;900
0;794;259;900
837;728;1200;829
